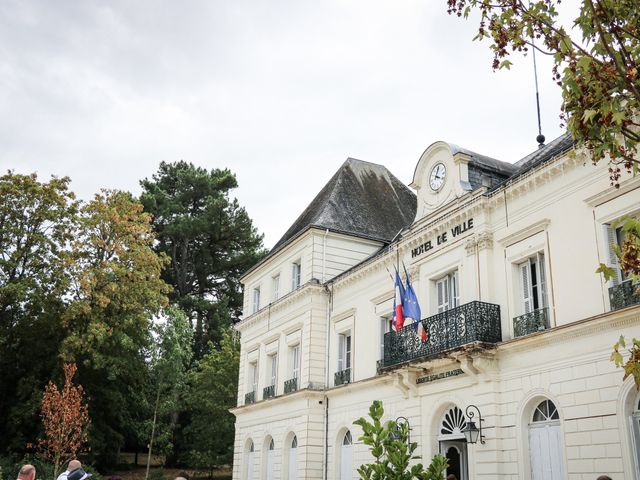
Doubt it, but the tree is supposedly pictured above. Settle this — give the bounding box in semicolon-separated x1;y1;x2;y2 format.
181;327;240;473
144;307;193;480
446;0;639;185
140;161;265;356
0;171;78;454
38;363;90;480
354;401;448;480
62;190;171;466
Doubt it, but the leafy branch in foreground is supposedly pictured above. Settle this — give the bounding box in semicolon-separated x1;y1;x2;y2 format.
446;0;640;186
611;336;640;390
354;400;448;480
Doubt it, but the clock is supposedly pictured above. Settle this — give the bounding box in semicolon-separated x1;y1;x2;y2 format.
429;163;446;191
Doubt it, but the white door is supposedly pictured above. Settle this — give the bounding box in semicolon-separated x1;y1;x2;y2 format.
340;431;353;480
529;423;564;480
266;439;274;480
288;436;297;480
246;448;254;480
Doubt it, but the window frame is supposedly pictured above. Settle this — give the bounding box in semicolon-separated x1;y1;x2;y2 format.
435;270;459;313
252;286;261;314
291;260;301;290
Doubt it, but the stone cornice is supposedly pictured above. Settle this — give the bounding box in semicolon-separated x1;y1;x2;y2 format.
583;174;640;207
234;281;327;332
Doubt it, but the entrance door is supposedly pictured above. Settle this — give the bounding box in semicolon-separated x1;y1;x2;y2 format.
439;441;468;480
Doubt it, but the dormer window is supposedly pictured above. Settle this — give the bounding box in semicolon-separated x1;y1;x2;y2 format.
292;261;301;290
252;287;261;314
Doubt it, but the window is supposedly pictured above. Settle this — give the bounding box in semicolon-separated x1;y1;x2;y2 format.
605;223;629;285
340;430;353;480
252;287;261;314
290;344;300;379
287;435;298;480
519;252;547;314
379;317;392;359
292;261;301;290
436;270;459;313
272;274;280;301
248;361;258;393
246;440;254;480
266;438;275;480
337;333;352;372
269;353;278;387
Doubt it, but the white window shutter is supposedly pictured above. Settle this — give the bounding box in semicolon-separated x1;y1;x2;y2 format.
521;262;533;314
338;334;345;371
451;271;459;308
605;224;623;286
536;252;548;308
346;335;352;369
437;278;448;313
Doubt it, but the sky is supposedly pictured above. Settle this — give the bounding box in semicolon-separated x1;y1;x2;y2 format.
0;0;578;249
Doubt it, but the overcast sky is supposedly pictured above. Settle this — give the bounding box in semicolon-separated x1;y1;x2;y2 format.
0;0;577;248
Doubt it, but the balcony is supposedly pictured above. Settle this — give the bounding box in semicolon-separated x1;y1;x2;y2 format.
263;384;275;400
284;377;298;394
513;307;549;338
381;301;501;369
334;368;351;386
244;391;255;405
609;280;640;311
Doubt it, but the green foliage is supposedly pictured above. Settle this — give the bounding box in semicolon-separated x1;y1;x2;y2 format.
60;190;171;467
354;401;448;480
446;0;640;186
612;336;640;390
147;469;167;480
145;307;194;460
181;328;240;469
0;172;78;455
140;161;265;356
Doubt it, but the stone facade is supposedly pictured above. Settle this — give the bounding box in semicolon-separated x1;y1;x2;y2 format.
232;138;640;480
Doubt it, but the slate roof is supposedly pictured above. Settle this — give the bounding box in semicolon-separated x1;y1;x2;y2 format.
271;157;417;252
510;133;575;177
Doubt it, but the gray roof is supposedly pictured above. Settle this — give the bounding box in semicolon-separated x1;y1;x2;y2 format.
272;157;417;251
511;133;574;175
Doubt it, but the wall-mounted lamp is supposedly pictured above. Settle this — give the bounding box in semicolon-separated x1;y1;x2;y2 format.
461;405;485;444
393;416;411;444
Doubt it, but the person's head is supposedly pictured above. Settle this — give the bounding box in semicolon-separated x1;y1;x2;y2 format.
446;475;458;480
18;465;36;480
596;476;612;480
174;477;188;480
68;461;81;472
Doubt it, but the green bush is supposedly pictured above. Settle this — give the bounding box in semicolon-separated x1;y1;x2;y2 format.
148;469;167;480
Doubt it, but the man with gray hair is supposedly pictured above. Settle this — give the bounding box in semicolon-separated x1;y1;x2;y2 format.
17;464;36;480
56;460;82;480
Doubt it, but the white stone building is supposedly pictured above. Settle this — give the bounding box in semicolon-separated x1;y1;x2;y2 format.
231;134;640;480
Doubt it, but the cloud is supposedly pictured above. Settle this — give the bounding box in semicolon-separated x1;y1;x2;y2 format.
0;0;571;248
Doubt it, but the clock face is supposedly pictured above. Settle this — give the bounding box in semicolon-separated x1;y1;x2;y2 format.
429;163;446;191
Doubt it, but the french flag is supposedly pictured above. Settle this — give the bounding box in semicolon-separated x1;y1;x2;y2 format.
393;270;405;331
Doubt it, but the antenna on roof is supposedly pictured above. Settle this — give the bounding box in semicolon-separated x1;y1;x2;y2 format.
532;38;545;149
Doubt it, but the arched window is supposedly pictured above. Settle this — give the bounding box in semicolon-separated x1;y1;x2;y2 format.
528;399;564;480
440;406;467;437
246;440;254;480
287;435;298;480
340;430;353;480
265;438;274;480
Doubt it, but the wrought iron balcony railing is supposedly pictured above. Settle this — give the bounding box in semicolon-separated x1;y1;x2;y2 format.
284;377;298;394
381;301;501;369
513;307;549;338
609;280;640;311
244;391;255;405
334;368;351;386
263;384;275;400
